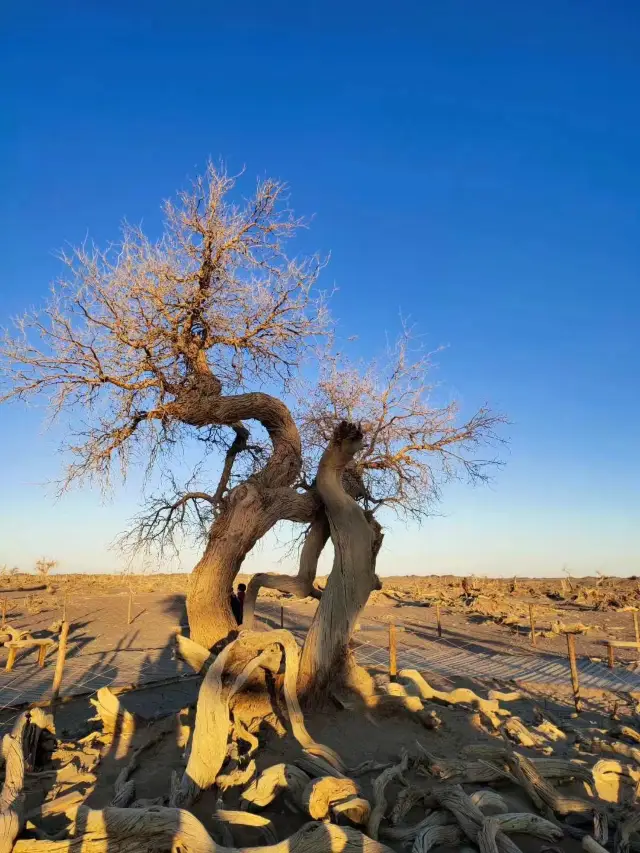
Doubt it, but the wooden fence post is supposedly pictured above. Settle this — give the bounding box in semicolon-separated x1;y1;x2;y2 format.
52;621;70;701
388;623;397;681
280;605;284;629
1;597;6;626
633;611;640;663
607;643;615;669
529;604;536;647
127;586;133;626
436;603;442;638
566;632;581;713
62;594;67;623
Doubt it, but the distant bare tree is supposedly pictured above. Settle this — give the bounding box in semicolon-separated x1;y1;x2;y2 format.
0;163;505;697
35;557;58;578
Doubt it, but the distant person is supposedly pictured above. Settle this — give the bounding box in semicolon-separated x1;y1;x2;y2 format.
230;583;247;625
230;590;241;625
237;583;246;619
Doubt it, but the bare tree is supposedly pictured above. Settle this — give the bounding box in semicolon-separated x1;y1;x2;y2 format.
243;332;504;632
0;163;505;696
35;557;58;578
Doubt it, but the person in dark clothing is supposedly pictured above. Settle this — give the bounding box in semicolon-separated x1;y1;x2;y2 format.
237;583;246;618
230;583;247;625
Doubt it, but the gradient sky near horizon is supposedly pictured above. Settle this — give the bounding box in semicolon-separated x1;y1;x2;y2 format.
1;1;638;577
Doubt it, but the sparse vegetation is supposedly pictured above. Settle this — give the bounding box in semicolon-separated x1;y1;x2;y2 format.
34;557;58;578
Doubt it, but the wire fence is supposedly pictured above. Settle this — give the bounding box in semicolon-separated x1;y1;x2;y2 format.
1;612;639;734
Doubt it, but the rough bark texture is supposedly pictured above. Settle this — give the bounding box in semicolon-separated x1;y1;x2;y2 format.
298;422;383;699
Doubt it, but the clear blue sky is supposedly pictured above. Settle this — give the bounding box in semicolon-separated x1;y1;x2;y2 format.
1;1;638;577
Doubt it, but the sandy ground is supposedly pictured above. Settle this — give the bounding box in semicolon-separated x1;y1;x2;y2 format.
3;573;640;853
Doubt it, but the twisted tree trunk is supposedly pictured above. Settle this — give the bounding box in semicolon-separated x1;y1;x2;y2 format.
168;378;314;649
298;422;383;700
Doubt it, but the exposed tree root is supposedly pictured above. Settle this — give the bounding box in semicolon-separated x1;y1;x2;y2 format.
399;669;507;728
380;684;442;729
578;735;640;765
171;628;342;809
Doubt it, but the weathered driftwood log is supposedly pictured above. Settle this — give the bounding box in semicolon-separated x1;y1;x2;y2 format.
582;836;609;853
504;717;548;750
578;735;640;765
348;760;391;776
213;810;278;844
505;752;595;817
14;808;395;853
0;709;55;853
89;688;137;740
493;813;563;842
615;810;640;853
434;785;522;853
331;797;371;826
611;724;640;744
412;824;463;853
241;764;310;810
470;790;509;814
592;758;640;802
367;753;409;840
217;760;257;792
427;750;594;787
295;755;346;780
390;786;431;825
302;777;361;820
399;669;506;729
478;816;501;853
175;634;213;673
382;810;452;843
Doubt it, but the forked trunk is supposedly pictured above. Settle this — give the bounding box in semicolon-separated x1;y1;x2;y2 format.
298;422;383;700
242;512;329;629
